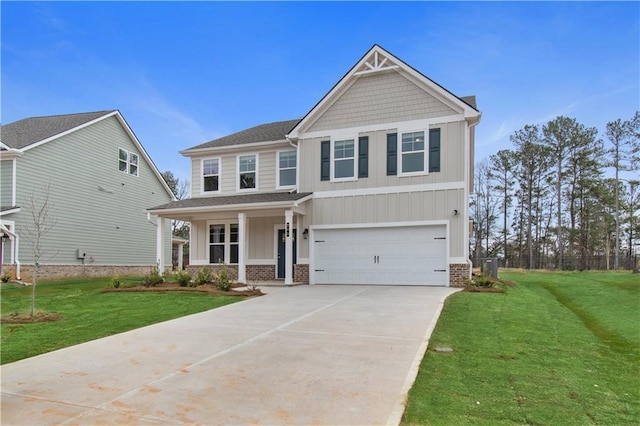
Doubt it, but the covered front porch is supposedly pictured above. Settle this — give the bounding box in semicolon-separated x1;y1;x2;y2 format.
148;192;312;285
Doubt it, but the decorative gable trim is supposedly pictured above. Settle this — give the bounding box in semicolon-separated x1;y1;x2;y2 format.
287;44;480;140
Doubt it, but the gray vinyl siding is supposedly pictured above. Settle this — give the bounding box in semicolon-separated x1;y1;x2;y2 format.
307;71;456;133
11;116;172;266
299;121;465;193
308;188;465;258
1;159;14;207
190;149;284;197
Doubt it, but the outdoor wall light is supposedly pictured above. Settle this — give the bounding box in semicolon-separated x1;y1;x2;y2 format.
303;229;309;239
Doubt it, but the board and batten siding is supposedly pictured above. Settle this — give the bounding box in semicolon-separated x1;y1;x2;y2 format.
308;188;465;258
0;159;14;207
307;71;457;133
299;121;465;193
12;116;172;265
190;150;281;197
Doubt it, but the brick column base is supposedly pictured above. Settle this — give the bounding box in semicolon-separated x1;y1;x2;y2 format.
449;263;470;287
294;264;309;284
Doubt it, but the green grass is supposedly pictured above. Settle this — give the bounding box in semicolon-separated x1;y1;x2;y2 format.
1;277;244;365
402;271;639;425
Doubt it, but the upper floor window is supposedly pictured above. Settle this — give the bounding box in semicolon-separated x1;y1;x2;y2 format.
119;148;139;177
401;131;425;174
277;151;297;188
333;139;355;180
238;154;258;190
202;158;220;193
386;128;440;176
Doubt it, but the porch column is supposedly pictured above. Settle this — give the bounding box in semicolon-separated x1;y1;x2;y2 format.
285;209;294;285
156;217;165;271
238;212;246;284
177;243;184;270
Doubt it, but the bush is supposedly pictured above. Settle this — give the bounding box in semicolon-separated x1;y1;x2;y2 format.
465;273;496;288
142;267;164;287
214;263;233;291
174;270;191;287
1;272;11;283
194;267;212;286
111;275;122;288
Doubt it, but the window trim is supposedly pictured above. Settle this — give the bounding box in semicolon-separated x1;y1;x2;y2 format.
276;150;297;189
330;138;358;182
237;153;259;192
207;221;239;265
201;157;221;195
118;148;139;177
397;129;428;177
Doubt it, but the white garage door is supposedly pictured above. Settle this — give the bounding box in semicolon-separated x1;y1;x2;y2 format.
312;225;447;286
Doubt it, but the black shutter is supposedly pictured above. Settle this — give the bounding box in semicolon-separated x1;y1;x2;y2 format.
358;136;369;178
320;140;330;181
386;133;397;176
429;129;441;173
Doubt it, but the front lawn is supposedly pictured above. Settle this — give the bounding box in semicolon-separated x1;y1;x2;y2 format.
402;271;639;425
1;277;245;364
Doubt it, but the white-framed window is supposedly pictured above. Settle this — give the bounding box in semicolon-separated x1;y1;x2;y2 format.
118;148;139;176
277;150;297;188
208;222;239;264
333;139;356;180
238;154;258;191
202;158;221;193
400;131;426;175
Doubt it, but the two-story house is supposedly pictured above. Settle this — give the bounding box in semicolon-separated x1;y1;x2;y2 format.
0;110;174;280
149;45;481;287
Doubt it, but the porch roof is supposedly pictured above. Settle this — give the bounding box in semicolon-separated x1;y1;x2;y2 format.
148;191;313;215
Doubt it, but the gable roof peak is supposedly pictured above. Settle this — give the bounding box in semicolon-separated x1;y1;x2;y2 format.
0;110;117;149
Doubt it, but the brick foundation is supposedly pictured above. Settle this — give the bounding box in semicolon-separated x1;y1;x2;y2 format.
0;264;166;283
294;264;309;284
247;265;276;282
449;263;470;287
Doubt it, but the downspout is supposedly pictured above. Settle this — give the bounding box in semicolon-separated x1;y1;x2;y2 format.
465;115;481;279
147;211;157;226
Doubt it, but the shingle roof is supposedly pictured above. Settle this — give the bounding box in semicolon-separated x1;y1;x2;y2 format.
183;119;301;152
0;110;115;149
150;191;312;211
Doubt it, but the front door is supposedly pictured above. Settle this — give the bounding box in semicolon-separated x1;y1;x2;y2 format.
277;229;297;279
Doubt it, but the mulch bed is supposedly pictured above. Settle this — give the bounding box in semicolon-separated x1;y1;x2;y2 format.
1;311;64;324
102;282;264;297
464;286;504;293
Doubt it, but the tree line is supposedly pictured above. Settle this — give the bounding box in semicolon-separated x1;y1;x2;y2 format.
471;112;639;271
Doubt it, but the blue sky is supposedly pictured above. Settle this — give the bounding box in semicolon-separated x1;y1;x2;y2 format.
2;1;638;183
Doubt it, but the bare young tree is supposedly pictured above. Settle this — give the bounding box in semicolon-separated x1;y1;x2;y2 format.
22;185;57;316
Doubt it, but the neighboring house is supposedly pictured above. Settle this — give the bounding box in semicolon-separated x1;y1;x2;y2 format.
149;45;481;287
0;110;175;280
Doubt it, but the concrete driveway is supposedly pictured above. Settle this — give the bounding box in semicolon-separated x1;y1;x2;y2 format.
1;285;459;425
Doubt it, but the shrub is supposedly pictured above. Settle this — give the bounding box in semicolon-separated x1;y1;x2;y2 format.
194;267;212;286
111;275;122;288
174;270;191;287
142;267;164;287
0;272;11;283
465;273;496;288
214;263;233;291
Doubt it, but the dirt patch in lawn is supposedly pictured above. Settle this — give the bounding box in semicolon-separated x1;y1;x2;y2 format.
102;283;264;297
1;311;64;324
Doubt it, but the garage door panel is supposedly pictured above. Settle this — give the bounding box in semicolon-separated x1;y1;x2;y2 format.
313;226;447;286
